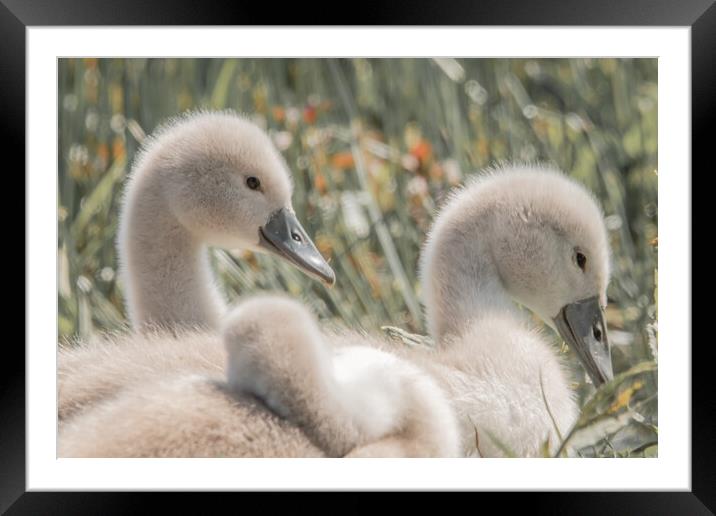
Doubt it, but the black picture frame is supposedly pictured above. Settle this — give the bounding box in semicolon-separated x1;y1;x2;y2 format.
6;0;710;512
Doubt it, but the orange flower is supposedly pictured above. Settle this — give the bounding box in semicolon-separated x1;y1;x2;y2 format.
314;172;327;194
607;380;644;414
112;137;126;160
96;143;109;163
96;142;110;170
330;151;354;170
271;106;285;123
410;139;432;162
303;105;317;124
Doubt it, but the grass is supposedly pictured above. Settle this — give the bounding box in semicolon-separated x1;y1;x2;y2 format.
58;58;658;457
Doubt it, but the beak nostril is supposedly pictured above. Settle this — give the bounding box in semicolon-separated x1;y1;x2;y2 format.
592;325;602;342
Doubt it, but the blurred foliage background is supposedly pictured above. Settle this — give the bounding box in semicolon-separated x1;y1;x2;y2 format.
58;58;658;457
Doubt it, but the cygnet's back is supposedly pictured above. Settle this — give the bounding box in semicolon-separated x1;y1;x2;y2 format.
59;331;324;457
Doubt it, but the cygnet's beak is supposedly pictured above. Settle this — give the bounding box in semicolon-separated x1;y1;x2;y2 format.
258;208;336;286
553;296;613;387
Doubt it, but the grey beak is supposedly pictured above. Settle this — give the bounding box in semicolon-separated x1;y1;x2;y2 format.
553;296;613;386
258;208;336;286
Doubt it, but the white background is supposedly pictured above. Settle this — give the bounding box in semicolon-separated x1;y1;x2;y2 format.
27;27;690;490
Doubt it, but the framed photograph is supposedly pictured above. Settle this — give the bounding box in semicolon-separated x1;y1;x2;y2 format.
7;0;710;511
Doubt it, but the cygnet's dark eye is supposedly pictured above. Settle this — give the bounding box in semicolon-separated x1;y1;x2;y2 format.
246;176;261;190
576;251;587;271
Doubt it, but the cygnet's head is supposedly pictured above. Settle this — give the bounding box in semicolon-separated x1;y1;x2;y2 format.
222;294;327;396
421;165;613;385
222;295;320;348
133;111;334;284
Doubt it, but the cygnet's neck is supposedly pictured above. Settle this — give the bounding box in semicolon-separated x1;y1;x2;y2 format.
119;173;225;332
422;219;524;345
